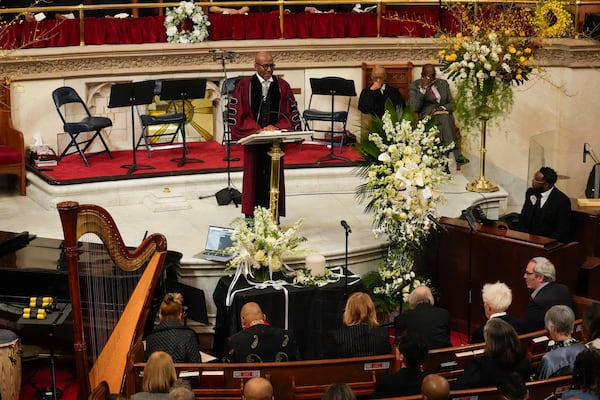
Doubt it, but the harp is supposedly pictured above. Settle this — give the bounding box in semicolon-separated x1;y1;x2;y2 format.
57;201;168;399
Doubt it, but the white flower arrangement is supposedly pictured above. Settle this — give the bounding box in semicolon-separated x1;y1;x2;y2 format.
363;110;453;247
293;267;335;287
227;207;308;282
356;104;451;312
164;1;210;44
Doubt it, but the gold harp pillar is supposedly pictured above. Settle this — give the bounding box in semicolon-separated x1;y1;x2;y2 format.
268;139;284;224
466;114;499;193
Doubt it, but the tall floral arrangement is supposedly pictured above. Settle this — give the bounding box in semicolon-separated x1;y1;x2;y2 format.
438;5;537;132
356;102;452;312
227;207;307;282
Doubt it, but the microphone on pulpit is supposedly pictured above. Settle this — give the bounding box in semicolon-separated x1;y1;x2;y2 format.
341;219;351;299
426;214;447;233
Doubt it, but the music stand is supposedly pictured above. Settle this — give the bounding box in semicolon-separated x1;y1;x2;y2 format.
160;79;207;167
306;77;355;163
108;80;156;175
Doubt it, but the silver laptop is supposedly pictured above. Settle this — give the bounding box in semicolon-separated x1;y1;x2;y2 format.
194;226;237;262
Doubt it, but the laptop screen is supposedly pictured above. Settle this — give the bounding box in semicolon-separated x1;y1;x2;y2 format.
205;226;236;252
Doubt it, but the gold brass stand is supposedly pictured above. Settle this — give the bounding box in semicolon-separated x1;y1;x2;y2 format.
466;114;499;193
268;139;284;224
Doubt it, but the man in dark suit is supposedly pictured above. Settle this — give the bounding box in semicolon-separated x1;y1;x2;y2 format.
408;64;468;165
394;286;451;350
518;256;573;333
470;281;521;343
222;301;301;362
359;65;406;118
517;166;571;242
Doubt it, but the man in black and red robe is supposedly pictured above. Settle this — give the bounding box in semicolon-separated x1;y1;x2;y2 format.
229;50;301;218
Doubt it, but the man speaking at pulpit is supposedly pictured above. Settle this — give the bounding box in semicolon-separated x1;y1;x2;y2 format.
229;51;301;218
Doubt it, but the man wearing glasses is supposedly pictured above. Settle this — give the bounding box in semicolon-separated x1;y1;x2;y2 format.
229;51;301;219
518;256;573;333
358;65;405;118
517;166;571;242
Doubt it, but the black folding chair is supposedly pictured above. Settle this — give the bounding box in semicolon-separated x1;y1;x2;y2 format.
52;86;113;167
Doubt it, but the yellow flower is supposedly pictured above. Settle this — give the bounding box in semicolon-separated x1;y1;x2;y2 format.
508;46;516;54
516;74;523;80
473;26;480;32
504;29;511;35
439;49;446;57
446;53;457;62
440;34;447;40
524;47;532;54
520;56;527;63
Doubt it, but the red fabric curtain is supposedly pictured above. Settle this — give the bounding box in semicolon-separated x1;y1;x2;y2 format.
0;9;459;49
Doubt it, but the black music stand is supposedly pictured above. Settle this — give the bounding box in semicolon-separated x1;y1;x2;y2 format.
306;77;355;163
160;79;207;167
108;80;156;175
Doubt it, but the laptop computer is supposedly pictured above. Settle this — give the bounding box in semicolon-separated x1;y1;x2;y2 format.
193;226;237;262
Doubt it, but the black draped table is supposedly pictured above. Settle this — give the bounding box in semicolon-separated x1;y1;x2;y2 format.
212;268;364;360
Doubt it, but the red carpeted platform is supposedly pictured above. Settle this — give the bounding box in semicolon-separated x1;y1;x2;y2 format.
27;141;363;185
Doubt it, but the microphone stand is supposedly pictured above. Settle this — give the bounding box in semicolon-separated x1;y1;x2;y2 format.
212;49;242;206
342;224;350;299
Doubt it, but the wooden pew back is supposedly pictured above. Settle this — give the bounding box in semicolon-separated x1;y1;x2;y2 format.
126;344;397;399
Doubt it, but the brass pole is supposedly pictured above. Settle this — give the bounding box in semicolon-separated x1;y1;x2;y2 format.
268;140;284;224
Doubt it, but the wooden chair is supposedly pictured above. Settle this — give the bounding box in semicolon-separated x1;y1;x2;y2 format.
0;82;26;195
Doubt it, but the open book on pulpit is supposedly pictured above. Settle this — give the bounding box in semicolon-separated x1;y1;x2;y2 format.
238;130;314;145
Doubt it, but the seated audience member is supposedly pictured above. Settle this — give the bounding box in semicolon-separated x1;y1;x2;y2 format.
131;351;177;399
498;372;529;400
421;374;450;400
536;305;585;380
169;383;194;400
517;256;573;333
322;383;356;400
408;63;468;165
562;349;600;400
517;166;571;242
358;65;406;119
374;332;428;397
394;285;451;350
243;377;274;400
145;292;201;363
223;301;301;362
453;319;530;390
582;303;600;350
325;292;391;358
209;2;250;14
471;281;520;343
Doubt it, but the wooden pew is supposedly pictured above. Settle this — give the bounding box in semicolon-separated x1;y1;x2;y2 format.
291;370;376;400
125;341;398;399
377;374;572;400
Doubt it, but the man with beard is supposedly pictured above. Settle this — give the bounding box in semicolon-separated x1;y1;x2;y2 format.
517;166;571;242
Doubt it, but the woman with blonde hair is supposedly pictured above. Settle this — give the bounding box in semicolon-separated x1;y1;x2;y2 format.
131;351;177;399
145;292;201;362
325;292;391;358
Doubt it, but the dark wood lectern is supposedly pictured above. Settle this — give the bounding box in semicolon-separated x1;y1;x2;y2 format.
425;217;585;334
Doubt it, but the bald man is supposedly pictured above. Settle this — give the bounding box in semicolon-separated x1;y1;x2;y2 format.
243;377;274;400
229;50;301;218
358;65;406;118
222;302;301;362
422;374;450;400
